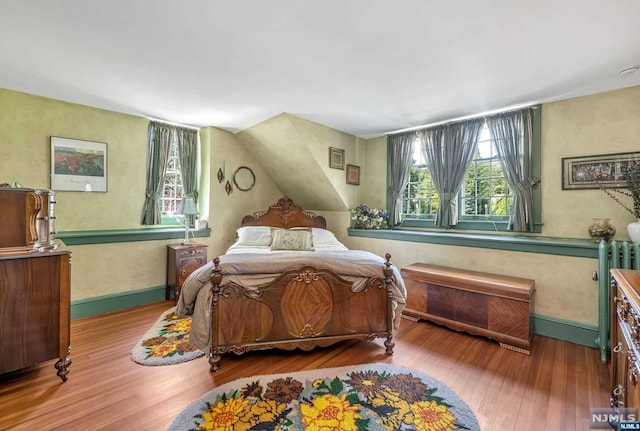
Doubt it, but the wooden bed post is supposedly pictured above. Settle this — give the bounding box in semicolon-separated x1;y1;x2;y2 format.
209;257;223;372
383;253;395;354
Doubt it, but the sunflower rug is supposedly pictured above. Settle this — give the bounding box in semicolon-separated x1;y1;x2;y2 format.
130;307;204;366
168;363;480;431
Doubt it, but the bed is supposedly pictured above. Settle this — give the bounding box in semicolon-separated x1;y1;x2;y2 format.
176;196;406;371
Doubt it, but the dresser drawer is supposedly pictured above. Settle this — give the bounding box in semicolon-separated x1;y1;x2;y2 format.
176;247;207;260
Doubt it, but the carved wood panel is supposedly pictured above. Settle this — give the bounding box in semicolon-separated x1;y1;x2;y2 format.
281;277;333;337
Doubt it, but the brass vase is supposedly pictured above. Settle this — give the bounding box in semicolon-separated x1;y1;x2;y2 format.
588;218;616;242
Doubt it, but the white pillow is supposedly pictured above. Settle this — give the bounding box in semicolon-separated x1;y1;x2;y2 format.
310;227;344;247
235;226;273;246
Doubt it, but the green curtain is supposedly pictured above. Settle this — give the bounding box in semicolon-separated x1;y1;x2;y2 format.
486;108;538;232
141;122;173;225
420;119;483;228
176;127;199;224
387;133;415;226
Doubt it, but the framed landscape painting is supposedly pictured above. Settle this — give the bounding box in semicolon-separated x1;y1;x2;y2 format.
51;137;107;192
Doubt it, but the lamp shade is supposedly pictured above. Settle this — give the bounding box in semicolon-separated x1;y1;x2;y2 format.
176;197;198;216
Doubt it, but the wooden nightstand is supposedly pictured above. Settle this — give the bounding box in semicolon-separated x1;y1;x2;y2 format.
166;243;208;303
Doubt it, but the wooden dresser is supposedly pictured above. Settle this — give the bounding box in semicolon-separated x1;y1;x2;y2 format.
610;269;640;414
0;251;71;380
0;187;71;381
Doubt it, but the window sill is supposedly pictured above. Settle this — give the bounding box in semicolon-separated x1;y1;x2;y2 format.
399;218;543;233
347;228;598;258
57;227;211;246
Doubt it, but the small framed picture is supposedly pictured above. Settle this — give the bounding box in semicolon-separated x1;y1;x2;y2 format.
51;137;108;192
346;164;360;185
329;147;345;169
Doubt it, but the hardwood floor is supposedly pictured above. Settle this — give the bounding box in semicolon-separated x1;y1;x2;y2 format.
0;301;610;430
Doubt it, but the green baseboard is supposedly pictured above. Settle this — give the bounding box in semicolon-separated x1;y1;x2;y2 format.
71;285;168;319
71;289;600;349
532;313;598;348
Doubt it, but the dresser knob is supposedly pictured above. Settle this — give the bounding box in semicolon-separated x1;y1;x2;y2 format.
614;342;623;353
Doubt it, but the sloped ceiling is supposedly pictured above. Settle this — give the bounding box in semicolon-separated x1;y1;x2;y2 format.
238;114;358;211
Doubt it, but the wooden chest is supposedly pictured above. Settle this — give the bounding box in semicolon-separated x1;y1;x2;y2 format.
401;263;535;353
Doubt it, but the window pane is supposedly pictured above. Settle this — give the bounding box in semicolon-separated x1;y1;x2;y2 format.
401;164;439;219
460;124;512;218
159;139;184;218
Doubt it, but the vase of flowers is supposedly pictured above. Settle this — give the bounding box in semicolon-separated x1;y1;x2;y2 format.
350;204;389;229
602;160;640;242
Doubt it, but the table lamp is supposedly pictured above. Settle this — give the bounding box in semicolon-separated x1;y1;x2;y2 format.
176;196;198;245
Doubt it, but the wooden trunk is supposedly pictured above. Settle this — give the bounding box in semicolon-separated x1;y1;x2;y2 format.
401;263;535;353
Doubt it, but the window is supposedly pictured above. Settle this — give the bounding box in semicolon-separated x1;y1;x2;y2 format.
459;125;512;220
160;139;184;219
142;121;199;226
401;146;438;220
396;107;541;232
401;124;512;223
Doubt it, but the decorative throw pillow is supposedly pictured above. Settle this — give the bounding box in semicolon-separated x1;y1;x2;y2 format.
271;228;314;251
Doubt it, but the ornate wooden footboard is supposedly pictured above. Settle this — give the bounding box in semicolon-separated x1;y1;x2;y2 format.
207;254;396;371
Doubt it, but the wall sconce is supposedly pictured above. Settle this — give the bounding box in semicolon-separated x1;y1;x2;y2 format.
225;180;233;195
176;196;199;244
217;161;225;183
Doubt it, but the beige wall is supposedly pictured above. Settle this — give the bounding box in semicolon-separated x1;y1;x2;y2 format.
0;89;148;230
238;113;362;211
200;126;283;257
542;86;640;238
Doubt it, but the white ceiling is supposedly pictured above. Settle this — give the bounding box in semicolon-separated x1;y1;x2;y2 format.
1;1;639;139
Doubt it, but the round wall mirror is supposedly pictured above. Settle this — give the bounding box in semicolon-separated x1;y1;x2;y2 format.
233;166;256;192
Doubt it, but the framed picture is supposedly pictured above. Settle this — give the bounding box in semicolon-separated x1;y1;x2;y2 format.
51;137;107;192
346;164;360;185
562;151;640;190
329;146;345;169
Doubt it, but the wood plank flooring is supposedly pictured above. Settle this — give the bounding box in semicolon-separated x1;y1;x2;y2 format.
0;301;610;430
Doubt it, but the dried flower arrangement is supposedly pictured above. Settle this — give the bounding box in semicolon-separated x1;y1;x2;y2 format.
602;160;640;220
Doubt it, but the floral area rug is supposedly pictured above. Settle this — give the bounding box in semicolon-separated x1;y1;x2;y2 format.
130;307;204;366
168;363;480;431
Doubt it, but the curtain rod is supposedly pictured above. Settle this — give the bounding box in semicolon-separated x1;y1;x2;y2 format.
387;104;538;136
146;117;200;130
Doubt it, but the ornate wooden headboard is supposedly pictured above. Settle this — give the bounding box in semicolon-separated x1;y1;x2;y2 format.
240;196;327;229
